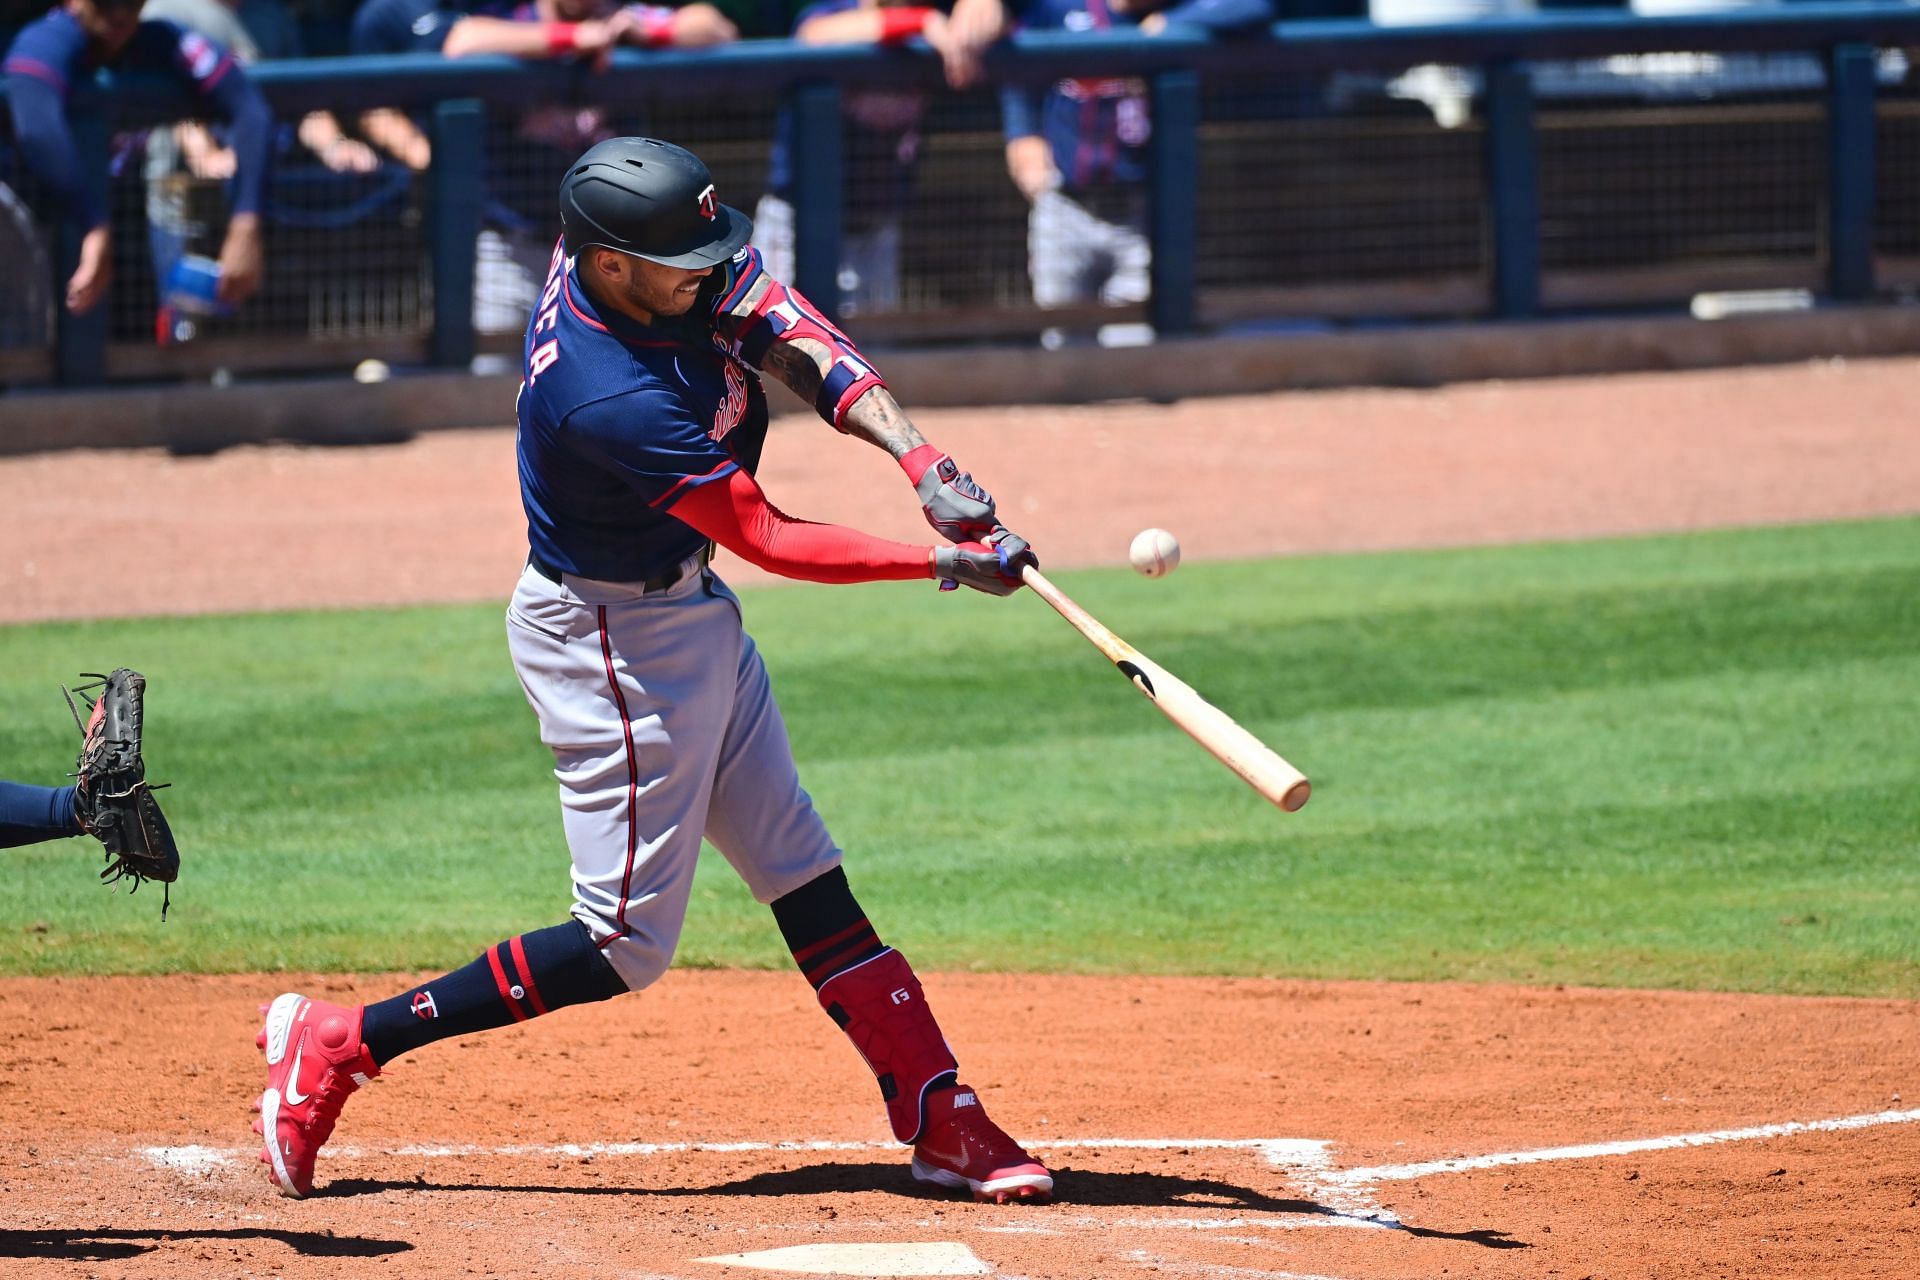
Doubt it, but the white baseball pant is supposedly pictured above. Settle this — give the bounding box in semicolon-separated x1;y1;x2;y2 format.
504;557;843;991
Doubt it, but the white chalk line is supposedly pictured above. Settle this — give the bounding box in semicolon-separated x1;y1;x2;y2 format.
141;1136;1318;1166
1319;1107;1920;1187
140;1106;1920;1229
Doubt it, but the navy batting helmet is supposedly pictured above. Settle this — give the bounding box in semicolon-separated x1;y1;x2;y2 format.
558;137;751;269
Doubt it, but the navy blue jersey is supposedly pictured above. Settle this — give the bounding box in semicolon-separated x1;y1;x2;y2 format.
999;0;1272;191
4;9;271;228
348;0;476;53
516;241;773;582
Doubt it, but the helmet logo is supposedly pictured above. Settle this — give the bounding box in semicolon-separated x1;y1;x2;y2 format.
696;183;717;222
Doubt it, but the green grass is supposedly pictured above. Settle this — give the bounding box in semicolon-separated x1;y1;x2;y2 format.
2;517;1917;995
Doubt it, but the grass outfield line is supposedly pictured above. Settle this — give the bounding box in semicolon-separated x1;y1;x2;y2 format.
1;517;1916;995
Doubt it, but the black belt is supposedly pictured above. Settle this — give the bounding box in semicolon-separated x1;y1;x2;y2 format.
528;548;707;594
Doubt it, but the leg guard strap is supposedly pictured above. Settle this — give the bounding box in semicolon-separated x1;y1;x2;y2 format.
817;948;958;1144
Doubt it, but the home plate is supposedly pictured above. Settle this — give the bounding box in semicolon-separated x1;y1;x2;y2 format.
694;1242;990;1276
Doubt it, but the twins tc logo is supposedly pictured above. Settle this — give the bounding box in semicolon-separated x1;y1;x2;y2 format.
696;183;718;222
412;990;439;1020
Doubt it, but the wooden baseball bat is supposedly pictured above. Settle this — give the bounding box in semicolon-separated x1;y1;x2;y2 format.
1020;565;1311;812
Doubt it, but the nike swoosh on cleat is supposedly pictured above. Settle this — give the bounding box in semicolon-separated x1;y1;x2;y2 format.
283;1034;310;1106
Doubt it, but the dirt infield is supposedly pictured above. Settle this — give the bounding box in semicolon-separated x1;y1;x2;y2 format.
3;974;1918;1279
4;356;1920;623
3;358;1920;1278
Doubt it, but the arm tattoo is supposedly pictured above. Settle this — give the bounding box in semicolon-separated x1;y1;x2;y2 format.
836;386;927;460
760;339;824;406
760;348;925;458
712;247;896;436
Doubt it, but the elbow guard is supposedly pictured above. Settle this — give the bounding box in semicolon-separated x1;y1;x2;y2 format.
712;247;887;430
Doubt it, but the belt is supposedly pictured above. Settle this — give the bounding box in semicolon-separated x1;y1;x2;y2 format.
528;547;709;594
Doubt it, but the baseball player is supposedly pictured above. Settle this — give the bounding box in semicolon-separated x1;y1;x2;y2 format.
4;0;273;315
998;0;1270;335
253;137;1054;1206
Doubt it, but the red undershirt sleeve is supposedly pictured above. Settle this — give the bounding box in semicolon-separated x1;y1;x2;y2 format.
671;467;934;585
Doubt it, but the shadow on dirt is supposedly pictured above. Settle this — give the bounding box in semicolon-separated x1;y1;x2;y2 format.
322;1162;1525;1249
0;1227;413;1261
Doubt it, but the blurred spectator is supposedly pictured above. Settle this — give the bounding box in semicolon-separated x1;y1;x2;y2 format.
701;0;794;38
752;0;1004;315
1369;0;1532;129
4;0;272;314
141;0;376;331
349;0;737;333
998;0;1269;343
145;0;376;174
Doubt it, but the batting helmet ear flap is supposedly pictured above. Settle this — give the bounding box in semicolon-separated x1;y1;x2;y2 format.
559;137;753;268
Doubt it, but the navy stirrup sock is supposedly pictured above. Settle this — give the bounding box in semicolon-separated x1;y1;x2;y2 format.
360;919;628;1066
772;865;888;989
0;781;80;849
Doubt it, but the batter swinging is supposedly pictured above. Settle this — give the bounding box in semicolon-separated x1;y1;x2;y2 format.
252;137;1052;1205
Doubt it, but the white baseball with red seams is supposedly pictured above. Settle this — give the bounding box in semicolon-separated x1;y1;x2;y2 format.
1128;528;1180;577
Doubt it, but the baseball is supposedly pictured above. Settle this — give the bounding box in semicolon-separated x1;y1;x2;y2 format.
353;358;390;385
1129;528;1180;577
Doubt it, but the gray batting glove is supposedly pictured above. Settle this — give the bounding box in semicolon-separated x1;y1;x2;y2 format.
907;449;1000;543
933;527;1038;596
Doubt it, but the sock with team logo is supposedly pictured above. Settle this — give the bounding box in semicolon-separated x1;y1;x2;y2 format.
771;865;888;988
359;919;627;1066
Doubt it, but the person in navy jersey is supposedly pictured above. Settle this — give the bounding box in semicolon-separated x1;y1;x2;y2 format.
251;137;1056;1210
752;0;1005;316
348;0;735;335
998;0;1269;340
4;0;272;315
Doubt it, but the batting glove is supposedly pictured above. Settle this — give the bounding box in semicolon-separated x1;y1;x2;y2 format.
933;526;1037;596
901;445;999;543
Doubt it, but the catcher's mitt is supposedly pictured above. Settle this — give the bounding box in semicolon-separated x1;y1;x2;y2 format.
65;669;179;919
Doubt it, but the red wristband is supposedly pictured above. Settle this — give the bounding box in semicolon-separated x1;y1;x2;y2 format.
878;6;935;44
632;5;676;46
546;21;580;53
899;444;945;486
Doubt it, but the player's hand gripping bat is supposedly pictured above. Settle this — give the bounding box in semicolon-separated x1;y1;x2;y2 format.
1020;566;1311;812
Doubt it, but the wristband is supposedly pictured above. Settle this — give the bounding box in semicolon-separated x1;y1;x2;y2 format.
629;4;677;46
546;21;580;54
899;443;943;486
878;5;935;44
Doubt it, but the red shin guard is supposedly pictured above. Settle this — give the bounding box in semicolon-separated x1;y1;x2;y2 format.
817;948;958;1143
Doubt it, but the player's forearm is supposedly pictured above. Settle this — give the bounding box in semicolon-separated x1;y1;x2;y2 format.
442;16;572;59
761;345;927;461
218;85;275;216
360;109;430;168
672;468;931;584
838;386;930;462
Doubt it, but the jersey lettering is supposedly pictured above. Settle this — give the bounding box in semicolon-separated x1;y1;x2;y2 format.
529;339;560;383
712;360;749;441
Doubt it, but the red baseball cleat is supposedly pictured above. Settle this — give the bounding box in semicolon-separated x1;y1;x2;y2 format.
910;1083;1054;1204
253;992;378;1197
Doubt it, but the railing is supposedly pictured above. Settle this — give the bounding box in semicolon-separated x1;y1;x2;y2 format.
9;1;1920;386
